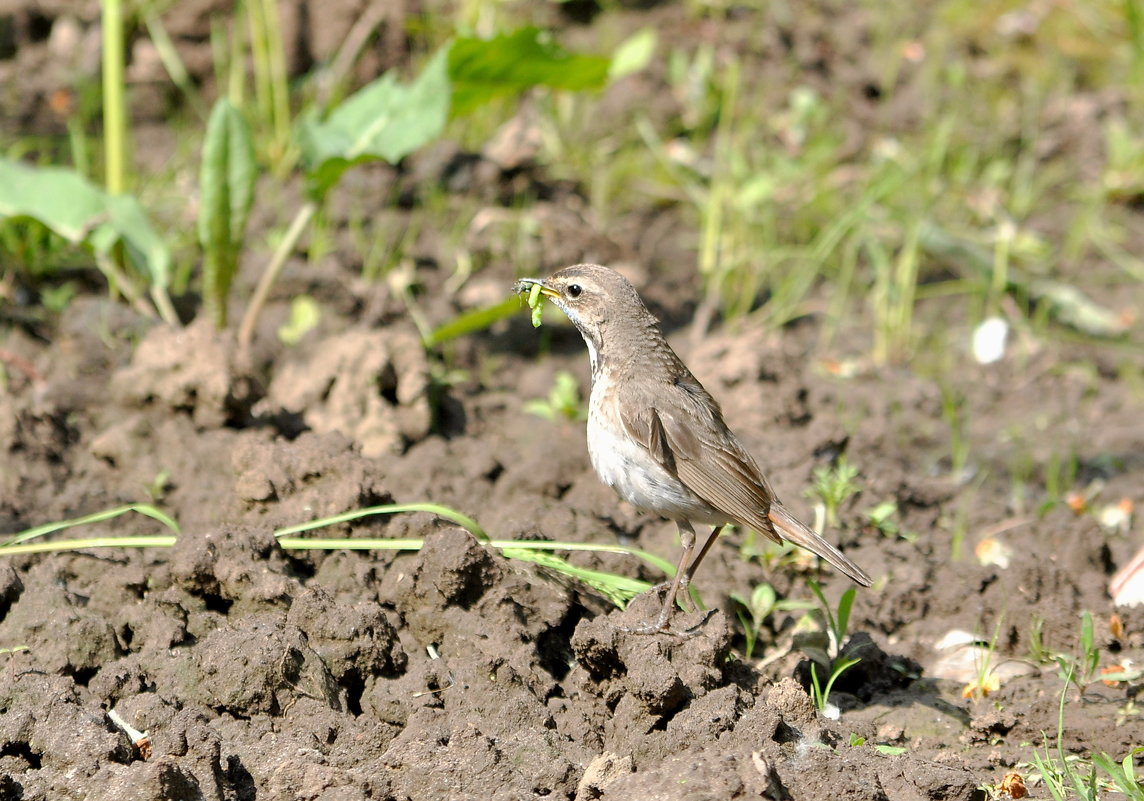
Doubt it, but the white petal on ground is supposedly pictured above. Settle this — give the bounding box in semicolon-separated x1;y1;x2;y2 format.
972;317;1009;364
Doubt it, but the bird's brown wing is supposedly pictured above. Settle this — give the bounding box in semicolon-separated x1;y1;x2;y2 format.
620;375;783;545
621;375;873;586
626;387;873;584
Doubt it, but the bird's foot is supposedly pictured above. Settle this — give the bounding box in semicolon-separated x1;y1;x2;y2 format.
618;608;717;637
618;619;672;635
618;580;712;636
646;576;697;610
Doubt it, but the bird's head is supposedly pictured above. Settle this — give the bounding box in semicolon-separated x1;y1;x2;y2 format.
514;264;654;371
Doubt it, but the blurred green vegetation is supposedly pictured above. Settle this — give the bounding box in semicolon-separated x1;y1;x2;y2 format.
0;0;1140;364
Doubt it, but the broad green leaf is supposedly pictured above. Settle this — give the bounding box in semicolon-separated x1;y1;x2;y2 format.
0;157;172;289
297;47;451;198
198;98;256;327
0;159;106;239
448;27;610;116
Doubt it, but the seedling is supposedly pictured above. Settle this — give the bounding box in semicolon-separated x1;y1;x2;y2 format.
1024;665;1135;800
198;97;256;328
524;371;588;422
730;581;815;660
108;708;152;760
1091;748;1144;800
802;580;861;715
1055;611;1101;692
277;295;321;345
809;656;861;715
1027;614;1062;665
143;470;173;503
848;733;907;756
805;456;861;529
807;579;856;656
962;619;1003;701
864;500;917;542
939;383;970;480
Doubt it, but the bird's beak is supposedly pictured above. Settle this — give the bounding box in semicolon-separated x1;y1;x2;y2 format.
513;277;560;299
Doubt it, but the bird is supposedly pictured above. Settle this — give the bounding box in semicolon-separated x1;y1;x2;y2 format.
514;264;872;634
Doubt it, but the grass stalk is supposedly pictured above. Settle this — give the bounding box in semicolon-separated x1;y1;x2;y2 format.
0;502;675;608
246;0;292;170
101;0;127;195
142;4;209;120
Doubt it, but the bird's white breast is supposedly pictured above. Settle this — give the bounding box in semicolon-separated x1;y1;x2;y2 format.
586;374;726;525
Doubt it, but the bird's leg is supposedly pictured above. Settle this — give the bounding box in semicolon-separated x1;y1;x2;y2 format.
681;525;725;592
623;520;696;634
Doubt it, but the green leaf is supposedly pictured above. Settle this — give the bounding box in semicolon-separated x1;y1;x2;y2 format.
448;27;610;116
836;587;856;642
297;47;451;198
40;282;77;312
609;28;657;81
198;98;256;327
0;157;172;289
751;582;777;618
0;159;106;240
277;295;321;344
873;745;907;756
425;296;521;347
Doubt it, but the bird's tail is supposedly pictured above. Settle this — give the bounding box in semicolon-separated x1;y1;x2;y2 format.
768;503;873;587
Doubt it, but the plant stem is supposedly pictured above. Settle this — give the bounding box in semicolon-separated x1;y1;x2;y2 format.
237;200;318;361
150;285;180;325
95;252;156;319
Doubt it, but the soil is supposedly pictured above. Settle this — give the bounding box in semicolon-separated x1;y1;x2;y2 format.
2;2;1144;800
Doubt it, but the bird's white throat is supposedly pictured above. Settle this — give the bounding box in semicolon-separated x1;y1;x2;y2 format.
583;334;599;375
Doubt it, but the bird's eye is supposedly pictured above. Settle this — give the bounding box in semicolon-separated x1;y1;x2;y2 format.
567;284;583;298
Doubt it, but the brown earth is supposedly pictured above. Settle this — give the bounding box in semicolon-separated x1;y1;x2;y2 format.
2;1;1144;800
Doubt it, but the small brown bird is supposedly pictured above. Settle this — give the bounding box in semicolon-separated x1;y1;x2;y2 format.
516;264;872;633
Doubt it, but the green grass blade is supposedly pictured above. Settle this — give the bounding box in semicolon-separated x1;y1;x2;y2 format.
823;656;861;702
275;537;425;550
489;540;677;576
0;536;177;555
277;534;676;578
425;297;522;347
1;503;181;548
501;547;652;607
272;502;488;540
0;500;672;610
141;5;208;119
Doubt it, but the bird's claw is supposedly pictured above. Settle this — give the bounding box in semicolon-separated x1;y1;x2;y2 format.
618;608;716;637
